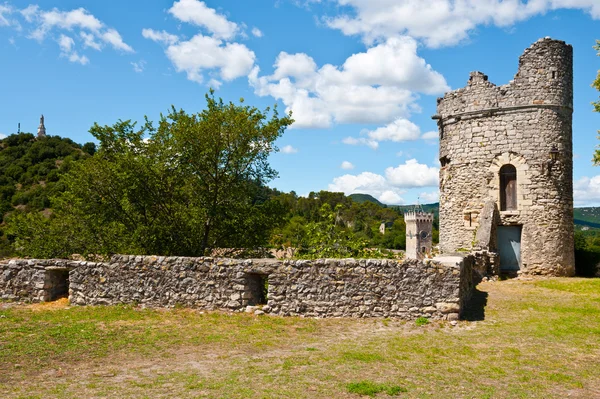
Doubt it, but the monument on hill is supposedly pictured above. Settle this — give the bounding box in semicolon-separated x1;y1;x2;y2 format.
37;114;46;138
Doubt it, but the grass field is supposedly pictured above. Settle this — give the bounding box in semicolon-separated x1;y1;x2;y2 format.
1;278;600;398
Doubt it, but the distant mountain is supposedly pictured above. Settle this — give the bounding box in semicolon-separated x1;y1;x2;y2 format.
393;203;440;218
574;207;600;229
348;193;384;207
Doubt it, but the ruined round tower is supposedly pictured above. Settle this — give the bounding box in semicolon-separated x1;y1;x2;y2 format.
436;37;574;276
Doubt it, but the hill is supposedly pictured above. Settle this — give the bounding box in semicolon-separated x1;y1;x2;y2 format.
0;133;94;217
574;207;600;229
348;193;384;206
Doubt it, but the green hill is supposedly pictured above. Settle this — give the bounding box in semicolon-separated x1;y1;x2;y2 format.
348;193;384;206
0;133;95;219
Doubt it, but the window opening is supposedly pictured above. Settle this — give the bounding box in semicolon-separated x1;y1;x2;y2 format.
45;269;69;301
500;164;517;211
245;273;268;306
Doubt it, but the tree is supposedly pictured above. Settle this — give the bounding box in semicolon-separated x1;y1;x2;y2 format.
8;93;293;258
593;40;600;164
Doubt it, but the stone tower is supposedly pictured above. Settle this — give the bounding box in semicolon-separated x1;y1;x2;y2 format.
37;114;46;138
404;209;433;260
435;37;574;276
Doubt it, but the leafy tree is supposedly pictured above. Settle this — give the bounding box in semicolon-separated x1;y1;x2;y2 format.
593;40;600;165
8;93;293;258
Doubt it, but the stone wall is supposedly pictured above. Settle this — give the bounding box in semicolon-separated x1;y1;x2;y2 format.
0;259;75;302
0;255;474;320
437;37;574;276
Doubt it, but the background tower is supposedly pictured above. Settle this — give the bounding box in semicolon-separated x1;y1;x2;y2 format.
436;38;574;276
404;209;433;260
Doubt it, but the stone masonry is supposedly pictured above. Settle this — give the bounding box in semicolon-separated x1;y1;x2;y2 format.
0;255;474;321
436;37;575;276
404;210;434;260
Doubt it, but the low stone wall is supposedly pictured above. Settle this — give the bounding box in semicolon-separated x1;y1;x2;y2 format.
0;259;75;302
0;255;474;320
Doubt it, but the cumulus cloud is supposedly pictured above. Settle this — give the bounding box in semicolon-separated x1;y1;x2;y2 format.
385;159;439;188
574;175;600;206
249;36;448;129
144;1;255;87
165;34;255;85
343;119;439;149
329;171;404;204
168;0;238;40
341;161;355;170
324;0;600;48
0;133;6;139
328;159;439;204
281;145;298;154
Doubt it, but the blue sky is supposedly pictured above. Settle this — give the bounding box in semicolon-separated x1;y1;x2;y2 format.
1;1;600;206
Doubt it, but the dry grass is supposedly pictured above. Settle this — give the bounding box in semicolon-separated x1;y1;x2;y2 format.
1;278;600;398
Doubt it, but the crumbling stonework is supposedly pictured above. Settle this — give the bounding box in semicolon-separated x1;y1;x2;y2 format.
0;255;474;320
436;37;575;276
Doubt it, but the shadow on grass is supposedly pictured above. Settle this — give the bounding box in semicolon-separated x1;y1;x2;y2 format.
461;288;488;321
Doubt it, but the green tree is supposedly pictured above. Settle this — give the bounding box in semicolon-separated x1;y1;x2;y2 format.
8;93;293;258
593;40;600;164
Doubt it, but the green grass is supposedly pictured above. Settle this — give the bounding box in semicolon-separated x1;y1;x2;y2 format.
346;381;407;396
1;278;600;398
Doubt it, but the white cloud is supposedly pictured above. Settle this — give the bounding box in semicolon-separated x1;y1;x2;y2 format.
341;161;355;170
57;34;74;53
68;52;89;65
342;136;378;150
343;118;434;149
20;5;37;22
165;34;255;85
131;60;146;73
324;0;600;48
80;32;101;50
328;159;439;204
57;34;89;65
367;119;421;142
421;130;439;140
144;2;255;86
0;133;6;139
142;28;179;45
168;0;238;40
251;27;263;37
385;159;439;188
100;28;133;52
379;190;403;204
0;4;13;27
15;5;133;63
418;190;440;203
281;145;298;154
574;175;600;206
329;171;405;204
250;36;448;129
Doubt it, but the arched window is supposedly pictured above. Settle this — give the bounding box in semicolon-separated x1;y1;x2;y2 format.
500;164;517;211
